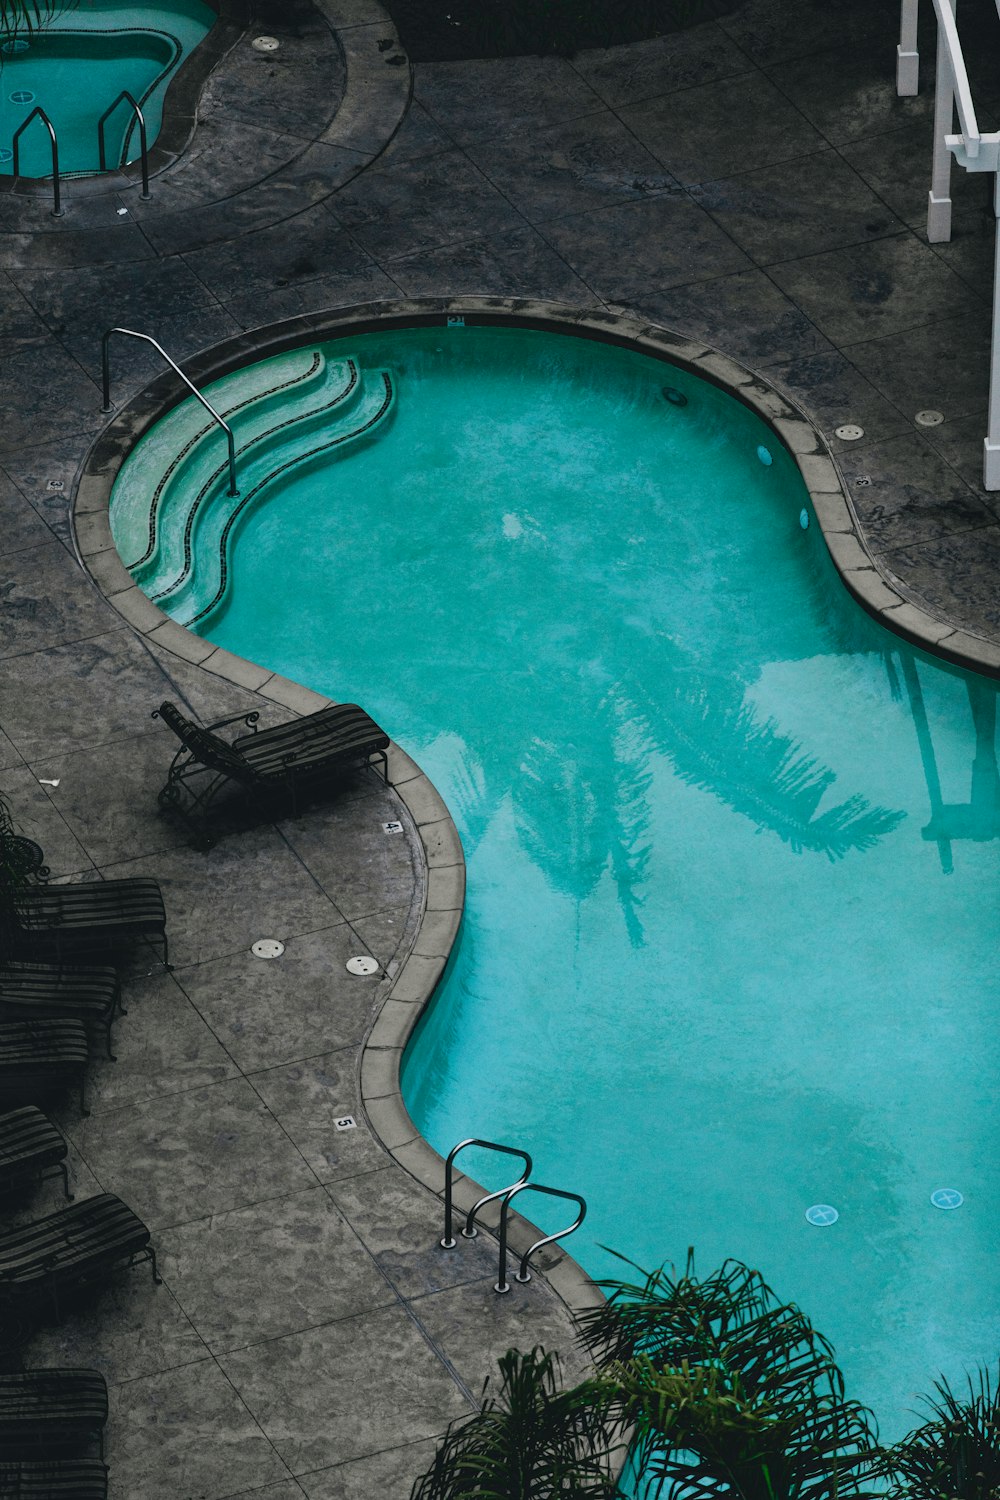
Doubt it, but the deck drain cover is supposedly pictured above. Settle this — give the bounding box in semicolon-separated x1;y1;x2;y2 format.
805;1204;839;1227
382;820;403;835
346;955;379;976
916;409;944;427
251;34;280;51
835;424;865;441
335;1116;357;1131
251;938;285;959
10;90;34;104
930;1187;963;1209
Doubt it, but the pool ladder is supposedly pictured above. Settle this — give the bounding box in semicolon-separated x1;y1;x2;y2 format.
9;89;152;220
441;1137;587;1295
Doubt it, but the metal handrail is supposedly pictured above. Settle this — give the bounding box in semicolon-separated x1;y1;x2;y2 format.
494;1182;586;1295
11;106;62;218
440;1138;532;1249
98;90;151;199
100;328;239;498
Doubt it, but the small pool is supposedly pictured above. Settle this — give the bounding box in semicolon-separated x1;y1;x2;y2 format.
110;321;1000;1439
0;0;214;178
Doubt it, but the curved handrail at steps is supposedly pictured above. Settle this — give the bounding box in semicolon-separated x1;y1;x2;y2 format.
180;372;394;628
147;359;370;602
125;352;325;571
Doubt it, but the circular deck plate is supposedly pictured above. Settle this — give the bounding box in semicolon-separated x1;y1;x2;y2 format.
930;1187;963;1209
915;409;944;427
805;1204;839;1227
251;35;280;52
346;955;379;976
251;938;285;959
834;424;865;441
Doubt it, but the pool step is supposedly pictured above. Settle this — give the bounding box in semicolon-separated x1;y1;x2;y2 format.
111;347;333;575
129;350;361;588
155;366;395;627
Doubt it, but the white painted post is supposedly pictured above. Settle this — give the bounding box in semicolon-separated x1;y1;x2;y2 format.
928;0;956;241
983;173;1000;489
898;0;920;94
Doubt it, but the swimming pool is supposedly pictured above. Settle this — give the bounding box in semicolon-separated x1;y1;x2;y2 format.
0;0;215;178
108;316;1000;1441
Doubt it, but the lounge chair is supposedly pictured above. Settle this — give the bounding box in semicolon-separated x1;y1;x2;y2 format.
0;1022;90;1116
4;881;168;969
0;1458;107;1496
0;1369;107;1457
0;1109;71;1202
153;698;392;847
0;964;121;1061
0;1194;159;1319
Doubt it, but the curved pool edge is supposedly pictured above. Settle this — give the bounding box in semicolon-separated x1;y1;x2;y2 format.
73;293;1000;1344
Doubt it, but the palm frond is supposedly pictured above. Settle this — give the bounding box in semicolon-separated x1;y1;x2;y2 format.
410;1346;625;1500
880;1365;1000;1500
0;1;76;38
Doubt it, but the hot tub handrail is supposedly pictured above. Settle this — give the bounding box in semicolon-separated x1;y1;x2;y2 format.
440;1137;532;1249
11;106;62;218
495;1182;586;1295
97;90;151;200
100;327;239;498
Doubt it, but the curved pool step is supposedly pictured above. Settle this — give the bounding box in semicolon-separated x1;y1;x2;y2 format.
112;347;331;574
131;351;356;586
169;370;395;628
144;356;377;605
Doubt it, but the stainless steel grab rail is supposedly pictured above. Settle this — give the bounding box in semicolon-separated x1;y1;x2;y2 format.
98;90;151;199
440;1138;532;1249
100;327;239;498
494;1182;587;1294
12;106;62;218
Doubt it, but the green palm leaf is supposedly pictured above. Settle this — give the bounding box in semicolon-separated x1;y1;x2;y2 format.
0;1;76;41
410;1346;624;1499
880;1365;1000;1500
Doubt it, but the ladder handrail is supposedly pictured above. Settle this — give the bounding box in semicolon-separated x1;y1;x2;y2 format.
97;90;151;199
100;327;239;498
440;1137;532;1249
11;106;62;218
495;1181;586;1294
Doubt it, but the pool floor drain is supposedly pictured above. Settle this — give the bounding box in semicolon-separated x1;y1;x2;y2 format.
930;1188;963;1209
10;90;34;104
1;37;29;54
346;955;379;976
251;938;284;959
0;149;11;164
805;1204;839;1226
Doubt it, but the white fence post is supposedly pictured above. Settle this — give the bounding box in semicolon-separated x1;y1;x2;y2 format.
985;175;1000;489
898;0;920;94
928;0;957;241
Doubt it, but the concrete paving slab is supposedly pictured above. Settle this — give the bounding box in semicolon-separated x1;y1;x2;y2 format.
250;1049;393;1183
571;24;752;109
300;1439;440;1500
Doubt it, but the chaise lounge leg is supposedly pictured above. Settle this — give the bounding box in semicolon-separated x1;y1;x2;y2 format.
147;1244;162;1285
58;1160;74;1201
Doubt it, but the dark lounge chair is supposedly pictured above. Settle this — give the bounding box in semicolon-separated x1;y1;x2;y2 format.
0;1368;107;1457
0;965;121;1061
4;881;168;969
0;1110;71;1202
153;698;392;847
0;1022;90;1116
0;1194;159;1318
0;1458;107;1497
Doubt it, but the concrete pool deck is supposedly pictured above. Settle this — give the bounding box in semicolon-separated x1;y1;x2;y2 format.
2;0;1000;1493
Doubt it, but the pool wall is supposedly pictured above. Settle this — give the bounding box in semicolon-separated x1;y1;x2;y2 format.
75;295;1000;1328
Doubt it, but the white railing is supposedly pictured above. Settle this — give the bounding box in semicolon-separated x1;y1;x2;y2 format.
897;0;1000;488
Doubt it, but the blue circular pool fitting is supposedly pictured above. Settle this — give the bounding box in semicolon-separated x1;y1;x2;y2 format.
757;444;773;466
662;386;688;407
799;508;809;529
930;1188;963;1210
10;90;34;104
806;1204;839;1226
0;149;11;164
1;38;29;55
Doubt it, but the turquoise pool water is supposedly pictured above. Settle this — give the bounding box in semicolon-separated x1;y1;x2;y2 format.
0;0;214;178
110;325;1000;1439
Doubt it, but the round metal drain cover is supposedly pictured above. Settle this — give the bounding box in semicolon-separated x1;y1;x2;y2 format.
834;424;865;442
805;1204;839;1227
251;34;280;51
10;90;34;104
915;409;944;427
346;955;379;976
251;938;285;959
930;1187;963;1210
